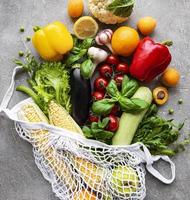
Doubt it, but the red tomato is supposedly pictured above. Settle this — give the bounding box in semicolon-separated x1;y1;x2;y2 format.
106;115;119;132
110;105;120;115
116;63;129;74
99;64;113;78
92;91;105;101
94;77;109;91
106;55;120;66
89;114;99;123
114;74;124;86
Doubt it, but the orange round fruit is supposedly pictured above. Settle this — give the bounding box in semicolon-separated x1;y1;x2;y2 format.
137;16;157;35
161;67;180;87
111;27;140;57
73;189;96;200
68;0;84;18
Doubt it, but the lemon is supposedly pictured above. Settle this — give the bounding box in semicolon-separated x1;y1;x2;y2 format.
73;16;98;39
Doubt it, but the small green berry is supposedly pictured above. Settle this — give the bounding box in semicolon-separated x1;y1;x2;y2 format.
20;26;25;32
19;51;24;57
26;36;31;42
168;109;174;115
178;99;183;104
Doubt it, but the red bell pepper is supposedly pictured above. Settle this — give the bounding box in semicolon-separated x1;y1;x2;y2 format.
129;37;172;82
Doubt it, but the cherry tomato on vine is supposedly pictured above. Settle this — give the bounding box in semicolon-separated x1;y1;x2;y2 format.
115;63;129;74
106;55;119;66
114;74;124;86
106;115;119;132
92;91;105;101
99;64;113;78
94;77;109;91
88;114;99;123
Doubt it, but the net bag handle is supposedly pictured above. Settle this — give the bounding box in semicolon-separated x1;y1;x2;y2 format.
0;66;23;110
0;66;176;185
134;143;175;184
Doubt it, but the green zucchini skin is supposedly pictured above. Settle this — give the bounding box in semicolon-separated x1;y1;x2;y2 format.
112;87;153;145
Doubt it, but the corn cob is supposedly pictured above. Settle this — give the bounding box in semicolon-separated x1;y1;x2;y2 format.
48;101;106;192
17;102;77;191
48;101;83;135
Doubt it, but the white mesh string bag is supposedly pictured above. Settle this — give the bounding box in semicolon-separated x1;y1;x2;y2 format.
0;67;175;200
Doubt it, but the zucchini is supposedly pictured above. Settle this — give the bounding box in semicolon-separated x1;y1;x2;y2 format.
112;87;153;145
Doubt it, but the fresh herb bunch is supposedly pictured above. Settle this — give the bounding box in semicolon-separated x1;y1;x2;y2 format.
92;76;150;115
83;118;114;144
15;54;71;114
133;104;188;155
107;0;135;18
65;37;94;67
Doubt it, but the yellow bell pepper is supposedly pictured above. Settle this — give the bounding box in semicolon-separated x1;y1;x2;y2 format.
32;21;73;61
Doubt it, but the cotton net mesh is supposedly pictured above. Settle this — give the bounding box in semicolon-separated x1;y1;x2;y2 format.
15;119;146;200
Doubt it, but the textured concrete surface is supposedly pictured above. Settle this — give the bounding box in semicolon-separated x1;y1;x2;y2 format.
0;0;190;199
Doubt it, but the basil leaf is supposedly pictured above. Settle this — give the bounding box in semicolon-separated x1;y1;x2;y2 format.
106;80;120;98
106;0;135;18
81;38;94;49
101;118;110;129
82;126;93;138
119;96;149;112
80;59;94;79
92;98;116;115
66;49;87;66
93;130;114;141
91;122;99;130
121;78;139;98
131;98;150;111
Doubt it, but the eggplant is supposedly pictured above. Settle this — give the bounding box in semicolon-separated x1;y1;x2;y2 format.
71;68;91;125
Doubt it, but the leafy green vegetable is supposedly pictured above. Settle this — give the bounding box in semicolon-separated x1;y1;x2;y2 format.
80;58;94;79
83;118;114;144
65;37;94;67
15;54;71;114
92;77;149;115
92;99;116;115
106;0;135;18
133;104;189;156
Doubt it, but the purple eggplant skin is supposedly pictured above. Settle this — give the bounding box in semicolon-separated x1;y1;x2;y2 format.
71;68;92;126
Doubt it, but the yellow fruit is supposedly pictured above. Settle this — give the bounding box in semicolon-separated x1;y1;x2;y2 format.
73;189;96;200
68;0;84;18
137;16;157;35
32;21;73;61
111;27;140;57
73;16;99;39
161;67;180;87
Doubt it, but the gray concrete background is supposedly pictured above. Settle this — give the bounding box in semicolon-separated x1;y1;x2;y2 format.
0;0;190;199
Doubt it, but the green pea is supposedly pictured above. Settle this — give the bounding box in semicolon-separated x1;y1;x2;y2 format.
26;36;31;42
20;26;25;32
19;51;24;57
178;99;183;104
168;109;174;115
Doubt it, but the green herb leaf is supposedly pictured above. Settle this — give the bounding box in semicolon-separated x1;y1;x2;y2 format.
121;77;139;98
82;126;93;138
100;117;110;129
119;96;149;112
80;59;94;79
106;80;120;98
92;98;116;115
106;0;135;18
